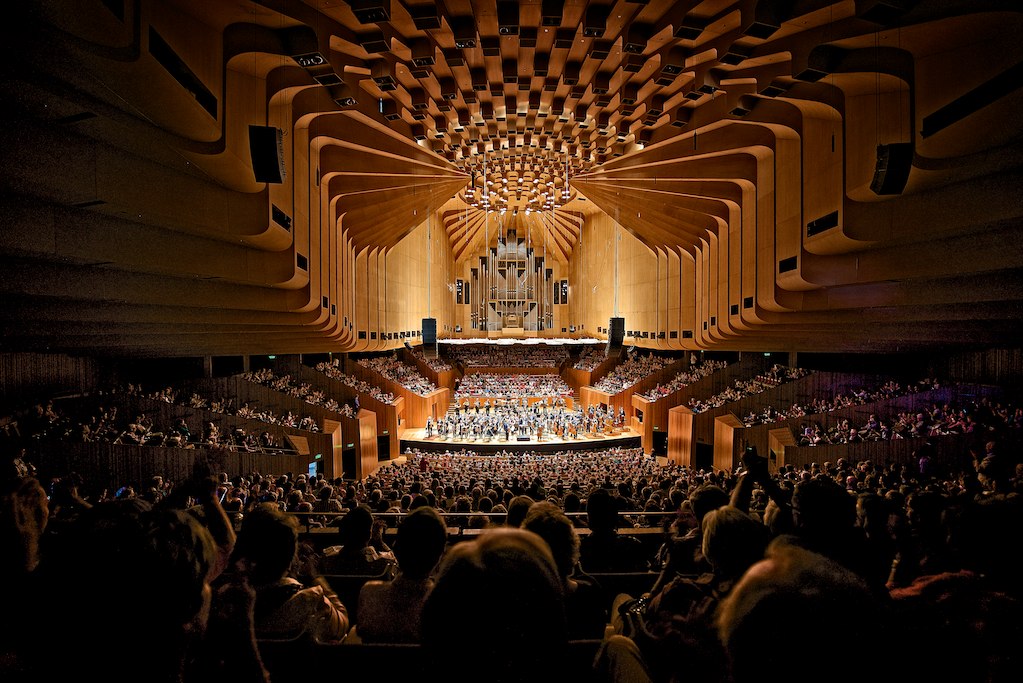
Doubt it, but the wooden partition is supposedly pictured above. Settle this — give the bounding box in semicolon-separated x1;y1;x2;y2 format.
345;360;450;430
562;353;620;392
578;386;614;413
298;366;403;461
188;376;345;429
400;348;458;390
775;431;1014;474
578;356;690;424
561;366;595;392
688;371;882;454
631;395;668;454
0;352;104;407
34;441;310;494
768;427;798;472
714;413;745;472
398;388;449;429
631;358;758;454
667;405;695;466
76;392;337;464
720;384;994;471
336;409;380;480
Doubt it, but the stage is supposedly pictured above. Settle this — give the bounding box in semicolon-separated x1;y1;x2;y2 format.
400;425;643;455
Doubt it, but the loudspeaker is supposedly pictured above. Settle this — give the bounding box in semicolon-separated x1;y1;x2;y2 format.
422;318;437;344
583;4;609;37
869;143;913;195
248;125;285;184
497;1;519;35
607;316;625;353
350;0;390;24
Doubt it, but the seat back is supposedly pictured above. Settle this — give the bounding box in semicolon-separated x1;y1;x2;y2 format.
321;570;392;624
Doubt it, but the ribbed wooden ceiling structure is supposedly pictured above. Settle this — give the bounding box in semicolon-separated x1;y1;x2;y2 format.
1;1;1022;355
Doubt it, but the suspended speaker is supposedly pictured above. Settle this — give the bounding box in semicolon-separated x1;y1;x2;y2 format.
248;125;286;184
607;317;625;354
422;318;437;345
869;143;912;195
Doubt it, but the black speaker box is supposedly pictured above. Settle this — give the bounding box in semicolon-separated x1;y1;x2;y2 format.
607;317;625;352
422;318;437;345
869;143;912;195
249;125;285;184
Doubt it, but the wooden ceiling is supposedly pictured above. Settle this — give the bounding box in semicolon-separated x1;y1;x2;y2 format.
1;1;1022;354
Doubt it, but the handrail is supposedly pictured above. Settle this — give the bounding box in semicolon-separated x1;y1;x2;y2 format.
286;509;678;535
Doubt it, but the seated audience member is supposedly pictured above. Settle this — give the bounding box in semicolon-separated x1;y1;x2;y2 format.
522;501;608;639
887;494;1023;683
227;503;349;644
506;494;535;527
600;506;769;683
354;506;448;643
580;488;648;572
973;440;1012;493
421;527;569;683
314;484;343;518
28;498;242;683
650;484;730;593
715;537;897;683
322;504;395;576
888;488;954;589
1;464;49;677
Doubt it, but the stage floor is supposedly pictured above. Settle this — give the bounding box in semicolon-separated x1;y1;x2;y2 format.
400;425;643;454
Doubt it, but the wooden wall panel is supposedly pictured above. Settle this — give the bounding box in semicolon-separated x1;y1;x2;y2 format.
714;413;744;472
632;395;668;455
667;406;694;467
0;353;102;406
354;409;379;480
32;441;310;496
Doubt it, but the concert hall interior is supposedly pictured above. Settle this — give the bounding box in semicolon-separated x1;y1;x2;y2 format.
3;2;1023;682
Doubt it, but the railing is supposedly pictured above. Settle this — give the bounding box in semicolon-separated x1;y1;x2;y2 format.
287;510;679;536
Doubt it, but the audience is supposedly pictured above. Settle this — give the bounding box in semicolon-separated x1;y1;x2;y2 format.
638;359;729;400
409;347;452;373
314;358;397;404
356;354;437;396
242;368;344;412
594;352;675;394
4;359;1023;683
522;501;608;639
24;493;254;683
715;537;896;683
574;346;607;371
601;505;769;683
687;364;812;413
420;527;569;683
579;488;649;572
226;502;349;644
455;372;573;399
353;506;448;643
321;504;396;576
445;343;570;368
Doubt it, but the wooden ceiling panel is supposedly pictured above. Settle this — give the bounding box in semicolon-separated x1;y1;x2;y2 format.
0;1;1021;353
